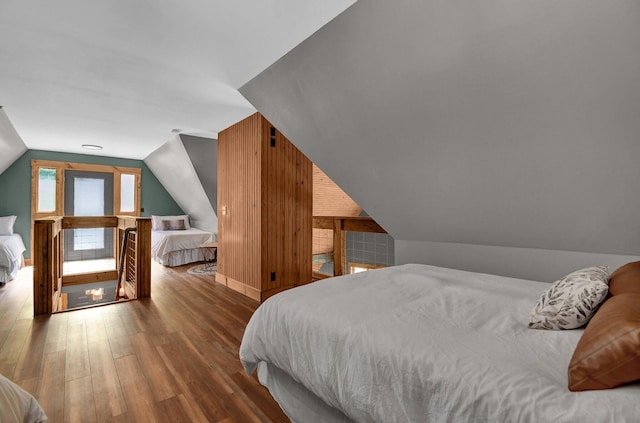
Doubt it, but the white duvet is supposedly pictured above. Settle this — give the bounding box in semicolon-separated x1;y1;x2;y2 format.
0;234;25;283
151;228;212;260
0;374;47;422
240;264;640;422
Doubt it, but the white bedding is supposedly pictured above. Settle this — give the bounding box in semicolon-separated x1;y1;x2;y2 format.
0;234;26;284
151;228;213;267
0;373;47;422
240;264;640;422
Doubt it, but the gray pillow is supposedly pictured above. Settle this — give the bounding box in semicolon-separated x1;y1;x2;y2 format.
528;266;609;330
161;219;186;231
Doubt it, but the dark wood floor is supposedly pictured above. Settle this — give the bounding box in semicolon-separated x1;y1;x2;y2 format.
0;262;290;423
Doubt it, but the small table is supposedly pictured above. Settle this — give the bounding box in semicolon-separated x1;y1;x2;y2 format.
200;242;218;271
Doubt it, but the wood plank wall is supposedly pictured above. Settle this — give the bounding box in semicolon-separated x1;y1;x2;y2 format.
217;113;312;301
217;113;262;298
312;165;362;255
261;118;312;298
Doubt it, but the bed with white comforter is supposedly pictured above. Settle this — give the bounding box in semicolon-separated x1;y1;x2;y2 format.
240;264;640;422
0;234;25;285
151;228;213;267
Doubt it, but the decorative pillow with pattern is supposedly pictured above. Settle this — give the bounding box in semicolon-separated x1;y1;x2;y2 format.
161;219;186;230
528;266;609;330
170;219;186;230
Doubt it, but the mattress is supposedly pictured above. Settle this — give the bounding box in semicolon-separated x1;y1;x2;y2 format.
151;228;213;267
0;234;25;284
240;264;640;422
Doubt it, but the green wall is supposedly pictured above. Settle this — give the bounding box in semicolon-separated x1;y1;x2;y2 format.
0;149;184;258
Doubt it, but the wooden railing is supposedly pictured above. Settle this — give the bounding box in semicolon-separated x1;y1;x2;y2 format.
33;216;151;316
312;216;387;277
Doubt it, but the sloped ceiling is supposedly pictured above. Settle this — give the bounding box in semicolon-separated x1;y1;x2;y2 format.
0;107;27;175
240;0;640;257
0;0;356;160
144;134;217;233
181;134;218;213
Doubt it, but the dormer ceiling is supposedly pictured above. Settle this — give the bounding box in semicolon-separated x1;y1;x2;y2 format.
0;0;356;160
0;107;27;174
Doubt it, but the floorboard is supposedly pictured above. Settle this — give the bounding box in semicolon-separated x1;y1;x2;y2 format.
0;262;290;423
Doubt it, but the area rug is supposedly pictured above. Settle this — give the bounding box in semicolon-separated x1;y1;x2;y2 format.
187;263;216;276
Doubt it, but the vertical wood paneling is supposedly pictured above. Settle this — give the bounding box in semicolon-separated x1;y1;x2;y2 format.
301;151;313;286
217;113;311;301
218;113;262;293
260;118;271;291
260;115;312;298
135;218;152;298
33;220;51;316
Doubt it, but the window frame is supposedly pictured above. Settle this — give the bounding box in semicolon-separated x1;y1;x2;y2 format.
31;160;142;219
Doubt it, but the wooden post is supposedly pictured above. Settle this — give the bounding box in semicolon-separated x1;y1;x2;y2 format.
33;219;52;316
33;217;63;316
333;218;344;276
135;218;152;298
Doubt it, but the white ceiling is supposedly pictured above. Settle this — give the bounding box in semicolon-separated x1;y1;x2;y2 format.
0;0;356;159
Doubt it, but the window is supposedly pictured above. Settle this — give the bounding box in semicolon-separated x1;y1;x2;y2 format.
74;177;105;216
120;173;136;213
37;168;57;213
32;160;141;219
73;176;107;251
31;159;142;260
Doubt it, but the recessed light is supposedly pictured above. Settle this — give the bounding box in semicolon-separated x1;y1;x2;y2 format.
171;128;182;133
82;144;103;150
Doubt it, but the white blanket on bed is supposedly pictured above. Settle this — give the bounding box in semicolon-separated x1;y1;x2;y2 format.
151;228;212;259
0;234;25;282
240;264;640;422
0;374;47;422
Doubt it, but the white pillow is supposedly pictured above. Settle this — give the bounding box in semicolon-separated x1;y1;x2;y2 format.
151;215;190;230
528;266;609;330
0;215;17;235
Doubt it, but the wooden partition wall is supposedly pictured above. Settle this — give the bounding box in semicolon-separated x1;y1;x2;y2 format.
33;216;151;315
217;113;312;302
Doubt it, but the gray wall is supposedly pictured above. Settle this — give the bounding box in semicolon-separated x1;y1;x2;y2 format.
144;135;218;234
240;0;640;280
181;135;217;213
396;240;640;283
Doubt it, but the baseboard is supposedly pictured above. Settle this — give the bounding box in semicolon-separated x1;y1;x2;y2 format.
215;272;261;302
